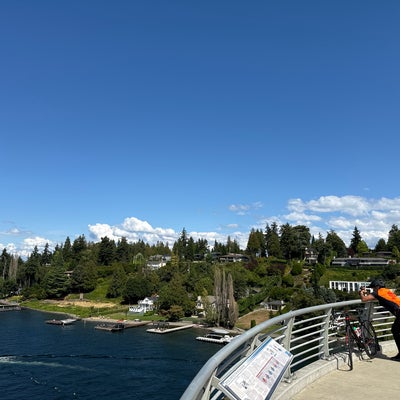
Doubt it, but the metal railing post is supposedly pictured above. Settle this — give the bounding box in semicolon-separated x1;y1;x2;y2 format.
321;307;333;360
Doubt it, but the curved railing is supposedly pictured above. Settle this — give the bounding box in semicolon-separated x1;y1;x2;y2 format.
180;299;395;400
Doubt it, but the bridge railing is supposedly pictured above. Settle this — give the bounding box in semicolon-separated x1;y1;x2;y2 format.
180;299;395;400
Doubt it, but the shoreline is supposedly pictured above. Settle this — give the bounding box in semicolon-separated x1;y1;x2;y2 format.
20;304;243;333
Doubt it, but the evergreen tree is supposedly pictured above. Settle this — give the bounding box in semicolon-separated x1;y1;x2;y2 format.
0;249;11;280
107;266;127;298
387;225;400;252
350;226;362;255
194;238;209;257
374;238;387;253
97;236;116;266
280;224;297;260
115;237;131;263
72;235;88;262
41;243;52;265
62;236;73;262
186;237;195;261
212;240;227;255
173;228;188;260
24;246;41;286
43;257;70;299
265;222;282;258
70;261;97;293
246;229;265;256
293;225;311;259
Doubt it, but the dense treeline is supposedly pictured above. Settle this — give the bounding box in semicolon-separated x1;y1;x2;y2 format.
1;223;400;326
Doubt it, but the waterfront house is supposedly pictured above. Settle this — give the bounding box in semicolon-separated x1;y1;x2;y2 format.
195;295;216;318
129;296;158;314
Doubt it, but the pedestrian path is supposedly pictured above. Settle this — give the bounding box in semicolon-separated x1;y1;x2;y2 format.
272;341;400;400
292;350;400;399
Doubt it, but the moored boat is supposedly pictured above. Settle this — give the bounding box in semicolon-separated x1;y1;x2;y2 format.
46;318;77;325
196;328;235;345
94;322;125;332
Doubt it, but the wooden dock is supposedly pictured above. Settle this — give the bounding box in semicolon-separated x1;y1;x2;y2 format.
124;321;151;329
0;301;21;311
147;323;195;334
94;322;125;332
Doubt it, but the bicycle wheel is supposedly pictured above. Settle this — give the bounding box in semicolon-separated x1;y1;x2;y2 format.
361;321;379;358
346;325;354;370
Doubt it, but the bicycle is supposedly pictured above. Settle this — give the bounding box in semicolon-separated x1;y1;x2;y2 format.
344;309;379;370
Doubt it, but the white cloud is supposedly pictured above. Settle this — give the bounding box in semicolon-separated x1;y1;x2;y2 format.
88;223;120;241
229;204;250;215
374;197;400;210
328;216;353;230
7;228;23;235
284;212;322;223
121;217;154;232
6;195;400;258
289;195;370;217
229;202;263;215
250;196;400;248
17;236;53;258
87;217;249;250
88;218;180;247
22;236;51;248
284;195;400;247
0;242;17;254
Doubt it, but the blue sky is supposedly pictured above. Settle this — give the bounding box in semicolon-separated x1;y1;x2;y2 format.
1;1;400;258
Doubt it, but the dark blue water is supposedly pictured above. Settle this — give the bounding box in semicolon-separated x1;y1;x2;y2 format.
0;310;219;399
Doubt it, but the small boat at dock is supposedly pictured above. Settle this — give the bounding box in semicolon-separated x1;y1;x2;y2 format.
94;322;125;332
46;318;77;326
196;328;235;345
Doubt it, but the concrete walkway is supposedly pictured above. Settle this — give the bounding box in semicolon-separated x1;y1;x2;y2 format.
272;341;400;400
292;350;400;399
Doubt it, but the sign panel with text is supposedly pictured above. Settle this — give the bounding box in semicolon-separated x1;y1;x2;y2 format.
220;337;293;400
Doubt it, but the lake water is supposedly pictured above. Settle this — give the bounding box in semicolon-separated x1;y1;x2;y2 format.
0;309;220;399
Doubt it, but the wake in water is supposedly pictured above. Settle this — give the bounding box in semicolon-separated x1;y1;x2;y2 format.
0;355;92;371
1;353;194;362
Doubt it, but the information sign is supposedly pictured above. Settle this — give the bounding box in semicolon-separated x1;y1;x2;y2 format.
220;336;293;400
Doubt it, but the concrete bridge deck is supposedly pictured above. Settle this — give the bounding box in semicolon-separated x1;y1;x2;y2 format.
273;341;400;400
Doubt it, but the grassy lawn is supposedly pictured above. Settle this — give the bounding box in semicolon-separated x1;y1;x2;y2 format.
319;268;381;286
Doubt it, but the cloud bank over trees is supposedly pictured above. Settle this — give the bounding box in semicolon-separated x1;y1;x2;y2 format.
1;195;399;258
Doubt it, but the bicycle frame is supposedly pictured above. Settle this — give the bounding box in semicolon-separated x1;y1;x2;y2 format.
344;311;379;370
